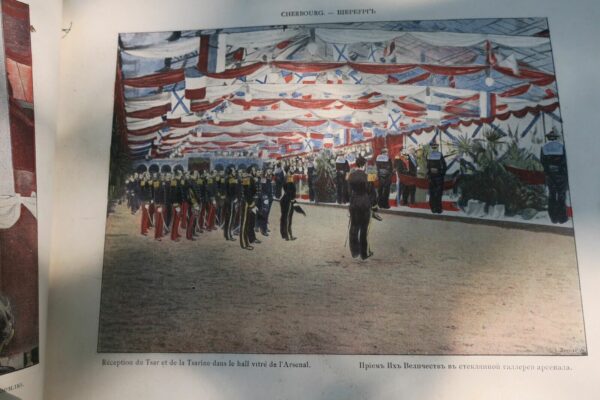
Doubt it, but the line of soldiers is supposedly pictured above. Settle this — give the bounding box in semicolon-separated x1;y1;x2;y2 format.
125;165;306;250
125;167;272;249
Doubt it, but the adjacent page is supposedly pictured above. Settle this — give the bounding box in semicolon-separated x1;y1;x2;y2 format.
48;0;600;399
0;0;60;399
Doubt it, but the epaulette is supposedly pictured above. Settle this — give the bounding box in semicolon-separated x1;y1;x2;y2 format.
229;177;237;184
170;179;177;186
207;178;213;184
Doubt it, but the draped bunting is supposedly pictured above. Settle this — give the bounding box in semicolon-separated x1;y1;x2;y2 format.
122;61;556;91
396;72;431;85
204;62;265;79
190;99;225;112
126;104;171;119
393;100;427;112
498;84;531;98
118;25;561;161
284;98;337;109
444;105;479;117
199;131;304;138
272;61;344;73
399;174;456;190
447;93;480;106
230;99;280;108
124;69;185;88
494;65;555;86
338;99;386;110
167;120;200;129
504;165;545;185
122;37;200;59
127;122;167;136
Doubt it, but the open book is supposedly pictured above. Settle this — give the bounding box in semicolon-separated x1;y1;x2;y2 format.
1;0;600;399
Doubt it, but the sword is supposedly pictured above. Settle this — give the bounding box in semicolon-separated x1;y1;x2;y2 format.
344;212;351;248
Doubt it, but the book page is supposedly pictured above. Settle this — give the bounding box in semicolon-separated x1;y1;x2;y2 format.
48;0;600;399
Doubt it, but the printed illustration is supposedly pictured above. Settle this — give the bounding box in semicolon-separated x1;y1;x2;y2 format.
0;0;39;373
99;18;585;355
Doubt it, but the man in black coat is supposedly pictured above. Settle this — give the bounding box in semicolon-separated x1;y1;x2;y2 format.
347;155;377;259
280;176;298;241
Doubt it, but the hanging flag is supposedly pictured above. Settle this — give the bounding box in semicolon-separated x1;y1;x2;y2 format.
169;88;191;117
184;67;207;99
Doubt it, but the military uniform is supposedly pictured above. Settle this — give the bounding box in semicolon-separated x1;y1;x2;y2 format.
240;173;257;249
185;174;202;240
541;133;568;223
375;151;393;208
169;178;183;240
139;177;153;235
222;172;238;241
153;177;168;240
203;174;217;231
257;171;273;236
427;146;447;214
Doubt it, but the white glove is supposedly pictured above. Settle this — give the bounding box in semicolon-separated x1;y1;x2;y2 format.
144;204;149;209
175;206;181;213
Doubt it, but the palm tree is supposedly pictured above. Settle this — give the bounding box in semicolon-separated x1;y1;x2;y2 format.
456;126;547;216
313;150;337;203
